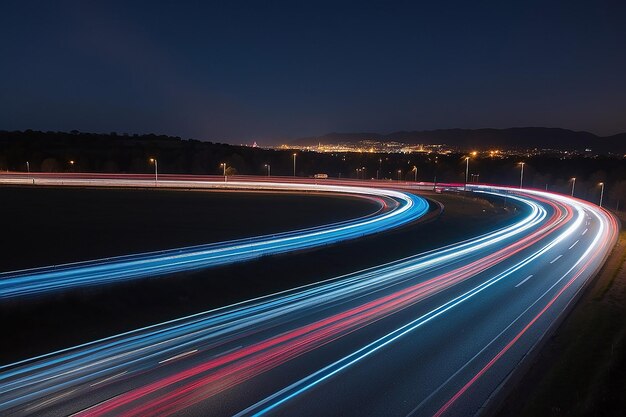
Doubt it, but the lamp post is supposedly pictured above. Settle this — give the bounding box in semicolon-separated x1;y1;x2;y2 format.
413;165;418;182
464;157;470;191
220;162;227;182
570;177;576;197
397;169;402;181
264;164;271;177
599;182;605;208
378;158;382;180
149;158;158;186
519;162;525;189
26;161;30;173
69;160;75;172
293;153;297;177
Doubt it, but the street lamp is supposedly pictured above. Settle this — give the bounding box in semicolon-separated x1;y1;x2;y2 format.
149;158;158;185
362;166;366;179
378;158;382;180
293;153;297;177
599;182;605;207
519;162;525;189
412;165;418;182
570;177;576;197
397;169;402;181
264;164;271;177
26;161;30;173
220;162;227;182
464;156;470;191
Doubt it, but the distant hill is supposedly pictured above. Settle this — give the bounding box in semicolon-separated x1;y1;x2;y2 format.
292;128;626;154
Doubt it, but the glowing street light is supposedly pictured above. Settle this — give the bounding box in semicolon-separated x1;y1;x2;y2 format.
519;162;525;189
464;156;470;191
397;169;402;181
599;182;605;207
570;177;576;197
264;164;271;177
412;165;418;182
26;161;30;173
293;153;297;177
149;158;158;185
219;162;227;182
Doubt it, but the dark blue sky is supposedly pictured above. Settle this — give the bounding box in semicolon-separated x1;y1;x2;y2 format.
2;1;625;144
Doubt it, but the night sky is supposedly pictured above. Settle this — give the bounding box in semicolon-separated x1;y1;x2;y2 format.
2;1;625;143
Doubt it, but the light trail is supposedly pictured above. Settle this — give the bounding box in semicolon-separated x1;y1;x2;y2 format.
233;193;595;417
0;177;618;417
0;190;547;414
0;178;428;299
430;193;618;417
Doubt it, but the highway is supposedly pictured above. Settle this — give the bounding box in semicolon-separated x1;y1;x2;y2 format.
0;175;618;417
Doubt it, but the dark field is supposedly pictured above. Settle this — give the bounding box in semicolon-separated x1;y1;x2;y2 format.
0;186;378;271
0;187;521;362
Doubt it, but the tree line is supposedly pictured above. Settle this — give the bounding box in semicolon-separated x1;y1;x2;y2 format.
1;130;625;211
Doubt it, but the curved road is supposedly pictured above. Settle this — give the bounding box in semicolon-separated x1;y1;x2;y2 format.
0;175;618;417
0;177;428;298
